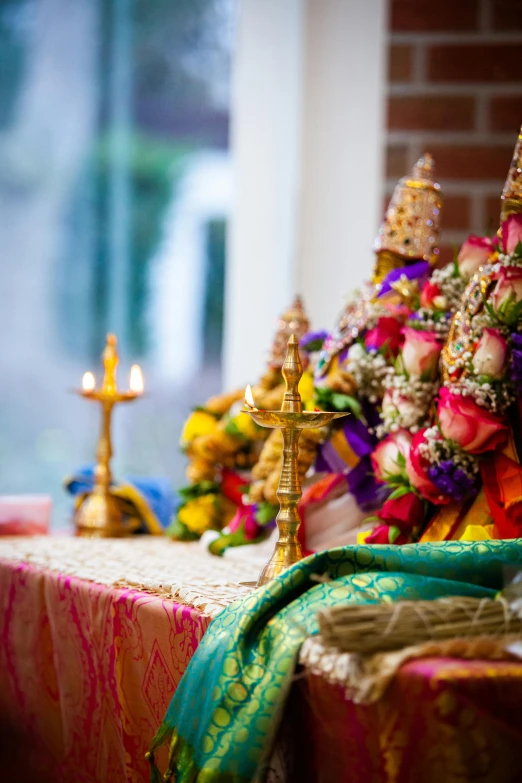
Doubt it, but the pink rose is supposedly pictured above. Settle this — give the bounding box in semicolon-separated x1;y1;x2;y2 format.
502;214;522;255
406;429;449;505
365;316;403;357
491;265;522;311
471;328;508;379
366;524;407;545
437;387;507;454
401;327;443;379
371;430;412;482
420;280;444;309
457;235;495;278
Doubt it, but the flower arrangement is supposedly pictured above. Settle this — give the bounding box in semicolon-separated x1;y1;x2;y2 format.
368;213;522;544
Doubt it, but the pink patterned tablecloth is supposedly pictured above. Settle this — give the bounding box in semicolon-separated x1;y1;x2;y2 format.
0;559;209;783
3;546;522;783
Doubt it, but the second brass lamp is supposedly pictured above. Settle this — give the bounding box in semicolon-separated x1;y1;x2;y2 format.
243;334;348;586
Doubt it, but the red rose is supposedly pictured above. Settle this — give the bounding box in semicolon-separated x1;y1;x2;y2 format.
366;524;407;545
406;429;450;505
365;317;403;357
438;387;507;454
221;469;247;506
420;280;442;309
379;492;425;532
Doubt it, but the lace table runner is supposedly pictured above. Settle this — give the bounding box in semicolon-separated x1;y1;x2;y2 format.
0;536;258;618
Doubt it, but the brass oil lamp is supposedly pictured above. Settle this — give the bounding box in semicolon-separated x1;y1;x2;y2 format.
73;334;144;537
243;334;348;586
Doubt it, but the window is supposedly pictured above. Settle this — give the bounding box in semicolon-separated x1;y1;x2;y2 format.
0;0;236;525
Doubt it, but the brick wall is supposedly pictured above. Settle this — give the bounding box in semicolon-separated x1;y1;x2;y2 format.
387;0;522;264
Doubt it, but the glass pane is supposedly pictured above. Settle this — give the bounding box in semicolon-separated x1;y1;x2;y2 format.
0;0;236;527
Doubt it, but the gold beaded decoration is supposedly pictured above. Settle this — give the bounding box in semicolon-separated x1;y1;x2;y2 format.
374;153;442;264
501;125;522;220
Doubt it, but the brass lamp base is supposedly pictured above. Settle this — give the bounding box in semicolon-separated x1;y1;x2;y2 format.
257;540;303;586
74;492;130;538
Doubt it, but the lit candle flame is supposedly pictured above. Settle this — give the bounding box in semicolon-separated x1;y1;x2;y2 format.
82;372;96;392
129;364;144;394
244;384;256;409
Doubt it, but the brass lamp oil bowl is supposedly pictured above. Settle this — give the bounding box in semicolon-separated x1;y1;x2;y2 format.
243;334;348;586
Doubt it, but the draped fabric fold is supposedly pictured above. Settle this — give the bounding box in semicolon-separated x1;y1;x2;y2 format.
148;539;522;783
481;454;522;538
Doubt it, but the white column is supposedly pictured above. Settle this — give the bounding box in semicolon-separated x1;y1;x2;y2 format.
224;0;304;389
297;0;387;330
224;0;387;388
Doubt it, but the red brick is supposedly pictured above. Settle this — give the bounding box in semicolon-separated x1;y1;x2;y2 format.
485;195;501;232
427;144;513;179
428;44;522;83
389;45;413;83
491;0;522;31
388;95;475;131
442;195;471;231
386;145;409;178
489;95;522;132
390;0;479;31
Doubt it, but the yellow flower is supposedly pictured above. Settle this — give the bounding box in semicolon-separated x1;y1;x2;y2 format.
299;371;316;411
178;495;218;535
233;412;261;440
181;410;219;446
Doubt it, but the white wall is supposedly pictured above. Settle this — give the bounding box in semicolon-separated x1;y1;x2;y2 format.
224;0;387;388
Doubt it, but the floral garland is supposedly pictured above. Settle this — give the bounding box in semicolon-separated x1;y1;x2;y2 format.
367;214;522;545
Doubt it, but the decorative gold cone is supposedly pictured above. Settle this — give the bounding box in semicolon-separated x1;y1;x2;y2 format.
374;153;443;265
267;295;311;369
501;125;522;220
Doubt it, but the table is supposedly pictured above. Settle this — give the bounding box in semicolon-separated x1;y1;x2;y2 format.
0;538;257;783
2;538;522;783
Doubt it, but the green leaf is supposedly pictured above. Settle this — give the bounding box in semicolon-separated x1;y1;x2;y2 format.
301;338;325;352
363;515;381;525
178;481;219;501
396;452;406;468
192;405;221;419
255;502;279;526
388;485;412;500
388;525;402;544
514;240;522;258
166;518;200;541
223;417;246;439
314;388;366;421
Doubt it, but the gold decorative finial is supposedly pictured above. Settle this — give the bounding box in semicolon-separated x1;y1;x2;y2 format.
102;333;119;395
501;125;522;220
267;296;311;369
374;152;443;267
281;334;303;412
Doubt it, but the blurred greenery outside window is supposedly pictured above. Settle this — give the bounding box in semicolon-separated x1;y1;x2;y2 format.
0;0;235;523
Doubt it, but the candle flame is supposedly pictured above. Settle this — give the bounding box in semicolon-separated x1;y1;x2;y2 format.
82;372;96;392
244;384;256;409
129;364;144;394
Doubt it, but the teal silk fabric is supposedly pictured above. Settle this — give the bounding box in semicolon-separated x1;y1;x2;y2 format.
148;540;522;782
